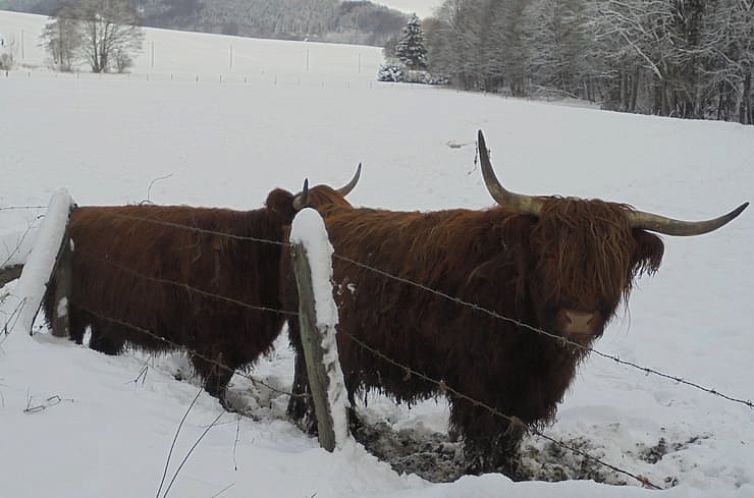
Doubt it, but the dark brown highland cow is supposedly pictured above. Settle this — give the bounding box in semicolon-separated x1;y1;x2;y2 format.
287;130;748;476
42;174;360;405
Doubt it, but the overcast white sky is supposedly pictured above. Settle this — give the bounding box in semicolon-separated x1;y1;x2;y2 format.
376;0;442;19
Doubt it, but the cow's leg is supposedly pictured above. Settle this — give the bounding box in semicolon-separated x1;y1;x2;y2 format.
451;399;525;479
88;320;126;355
287;347;318;433
67;305;87;344
67;307;125;354
464;428;524;478
191;353;234;409
89;331;125;355
286;318;318;432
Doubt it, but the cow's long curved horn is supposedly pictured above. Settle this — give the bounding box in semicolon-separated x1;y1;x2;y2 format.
478;130;544;216
627;202;749;236
292;178;309;211
337;163;362;197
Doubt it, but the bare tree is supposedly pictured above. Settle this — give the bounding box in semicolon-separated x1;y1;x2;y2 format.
41;0;144;73
77;0;144;73
41;2;81;72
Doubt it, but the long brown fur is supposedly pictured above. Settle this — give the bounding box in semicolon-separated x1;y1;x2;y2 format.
43;189;297;400
286;187;664;476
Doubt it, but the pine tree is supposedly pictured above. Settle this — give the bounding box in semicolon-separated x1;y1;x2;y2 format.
395;14;428;70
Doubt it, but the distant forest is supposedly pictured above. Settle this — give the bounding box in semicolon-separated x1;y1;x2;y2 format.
0;0;408;46
422;0;754;124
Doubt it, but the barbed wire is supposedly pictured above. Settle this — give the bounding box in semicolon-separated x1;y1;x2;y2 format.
72;303;306;400
338;328;661;489
75;249;298;317
67;292;662;489
17;236;652;484
0;205;47;212
332;253;754;411
6;203;751;411
1;221;43;269
106;212;289;247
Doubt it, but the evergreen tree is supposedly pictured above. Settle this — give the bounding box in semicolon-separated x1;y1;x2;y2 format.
395;14;428;70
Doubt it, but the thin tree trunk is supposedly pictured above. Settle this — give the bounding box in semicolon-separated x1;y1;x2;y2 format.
741;71;752;124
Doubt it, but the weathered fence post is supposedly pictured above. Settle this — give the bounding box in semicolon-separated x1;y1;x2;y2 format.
49;217;73;337
290;208;349;452
291;242;336;450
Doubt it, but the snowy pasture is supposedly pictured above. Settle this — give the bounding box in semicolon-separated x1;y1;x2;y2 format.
1;9;753;498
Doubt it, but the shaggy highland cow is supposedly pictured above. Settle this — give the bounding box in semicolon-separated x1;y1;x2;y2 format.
43;174;360;404
287;130;748;476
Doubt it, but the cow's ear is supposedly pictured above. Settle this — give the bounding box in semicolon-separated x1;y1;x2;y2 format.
265;189;296;223
630;230;664;278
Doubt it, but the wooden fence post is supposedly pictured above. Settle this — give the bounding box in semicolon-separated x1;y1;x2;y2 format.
291;241;337;451
289;208;350;452
49;215;73;337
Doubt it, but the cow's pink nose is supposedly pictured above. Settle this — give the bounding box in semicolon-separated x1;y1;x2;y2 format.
557;309;598;336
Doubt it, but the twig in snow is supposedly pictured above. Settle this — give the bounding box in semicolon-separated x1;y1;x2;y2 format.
128;363;150;386
208;482;235;498
1;296;26;337
144;173;175;204
233;415;241;471
162;410;225;498
23;394;71;414
156;387;203;498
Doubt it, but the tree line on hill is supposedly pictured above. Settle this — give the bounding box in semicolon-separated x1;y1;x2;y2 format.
413;0;754;124
8;0;752;124
0;0;408;46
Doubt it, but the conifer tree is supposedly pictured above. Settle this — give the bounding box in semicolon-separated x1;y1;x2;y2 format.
395;14;428;70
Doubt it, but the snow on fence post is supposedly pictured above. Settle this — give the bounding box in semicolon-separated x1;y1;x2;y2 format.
10;189;74;336
289;208;349;452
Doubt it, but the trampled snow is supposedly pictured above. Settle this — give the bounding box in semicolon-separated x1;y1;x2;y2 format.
1;9;753;498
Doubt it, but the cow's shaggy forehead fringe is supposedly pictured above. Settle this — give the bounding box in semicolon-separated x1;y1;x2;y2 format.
532;197;661;313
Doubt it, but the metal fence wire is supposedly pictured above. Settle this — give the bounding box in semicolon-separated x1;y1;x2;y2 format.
59;210;754;411
2;204;752;490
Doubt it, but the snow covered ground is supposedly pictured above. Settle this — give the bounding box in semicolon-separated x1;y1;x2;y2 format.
1;9;753;498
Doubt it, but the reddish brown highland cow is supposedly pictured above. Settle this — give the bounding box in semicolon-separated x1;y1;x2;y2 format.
287;130;748;476
43;176;360;404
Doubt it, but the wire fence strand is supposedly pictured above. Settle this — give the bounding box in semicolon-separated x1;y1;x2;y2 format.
0;205;47;212
107;212;289;247
4;198;750;488
340;328;661;489
3;203;750;410
69;298;661;489
72;303;306;400
332;253;754;411
75;248;299;317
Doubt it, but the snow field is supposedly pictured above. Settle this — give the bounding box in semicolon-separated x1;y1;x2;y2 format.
1;9;753;498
